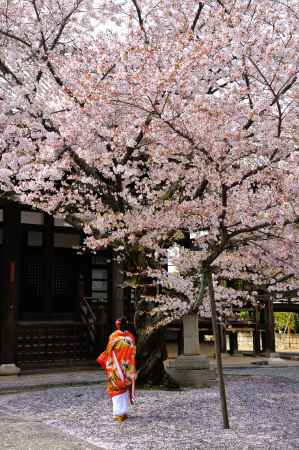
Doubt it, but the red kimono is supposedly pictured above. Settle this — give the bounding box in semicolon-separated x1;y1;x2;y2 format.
97;330;136;398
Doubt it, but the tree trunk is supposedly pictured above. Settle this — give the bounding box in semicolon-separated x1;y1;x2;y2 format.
134;295;179;388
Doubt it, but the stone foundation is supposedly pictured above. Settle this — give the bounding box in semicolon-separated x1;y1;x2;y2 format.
164;355;216;388
165;314;216;387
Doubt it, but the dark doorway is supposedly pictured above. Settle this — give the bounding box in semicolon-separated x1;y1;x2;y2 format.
19;226;80;320
52;251;78;314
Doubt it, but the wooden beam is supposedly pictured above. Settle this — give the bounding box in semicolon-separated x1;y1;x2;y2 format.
273;303;299;313
0;202;20;364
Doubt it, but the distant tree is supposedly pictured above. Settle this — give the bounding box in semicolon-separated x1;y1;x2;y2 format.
274;312;299;334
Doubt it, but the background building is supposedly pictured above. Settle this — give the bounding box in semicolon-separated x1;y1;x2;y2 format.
0;200;131;370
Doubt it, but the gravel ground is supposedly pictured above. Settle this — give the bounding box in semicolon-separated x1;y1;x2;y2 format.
1;368;299;450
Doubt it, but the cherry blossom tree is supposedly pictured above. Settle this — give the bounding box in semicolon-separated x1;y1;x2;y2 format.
1;0;298;421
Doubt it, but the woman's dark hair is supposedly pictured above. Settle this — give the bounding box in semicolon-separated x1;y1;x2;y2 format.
117;317;129;332
116;317;137;340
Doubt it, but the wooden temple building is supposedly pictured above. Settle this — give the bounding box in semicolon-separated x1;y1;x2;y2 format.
0;200;134;371
0;200;297;372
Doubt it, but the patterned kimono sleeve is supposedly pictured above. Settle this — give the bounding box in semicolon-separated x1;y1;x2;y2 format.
123;345;136;383
96;351;107;369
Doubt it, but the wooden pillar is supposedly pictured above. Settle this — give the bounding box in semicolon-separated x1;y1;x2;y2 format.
178;324;184;355
0;203;21;366
219;324;227;353
253;305;261;353
262;298;275;353
43;214;54;315
228;331;238;355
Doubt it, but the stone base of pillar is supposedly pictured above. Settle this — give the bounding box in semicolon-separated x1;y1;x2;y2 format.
164;355;216;388
0;363;21;376
268;352;280;358
266;353;287;364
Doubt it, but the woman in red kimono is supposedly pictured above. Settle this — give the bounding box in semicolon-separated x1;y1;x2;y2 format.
97;317;136;422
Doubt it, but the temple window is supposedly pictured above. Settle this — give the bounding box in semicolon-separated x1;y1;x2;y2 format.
21;211;44;225
54;232;80;248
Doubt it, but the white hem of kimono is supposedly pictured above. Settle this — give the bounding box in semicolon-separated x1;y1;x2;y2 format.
112;391;129;417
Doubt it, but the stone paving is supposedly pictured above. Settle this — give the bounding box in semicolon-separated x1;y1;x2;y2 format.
0;414;102;449
0;369;105;394
0;366;299;449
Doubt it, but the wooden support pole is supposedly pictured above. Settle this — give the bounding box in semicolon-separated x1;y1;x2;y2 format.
263;297;275;353
228;331;238;355
253;305;261;353
219;323;227;353
207;271;230;429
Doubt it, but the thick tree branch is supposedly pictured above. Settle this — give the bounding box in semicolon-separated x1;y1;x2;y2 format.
121;113;153;165
248;56;284;137
131;0;149;43
216;0;230;14
0;29;31;48
193;178;208;200
191;2;204;32
31;0;48;53
63;145;115;189
270;76;297;106
50;0;84;50
229;216;299;240
0;59;22;85
152;106;213;163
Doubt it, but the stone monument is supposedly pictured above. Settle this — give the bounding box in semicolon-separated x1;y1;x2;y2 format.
164;314;216;387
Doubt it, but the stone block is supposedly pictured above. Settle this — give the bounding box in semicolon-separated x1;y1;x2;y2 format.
164;354;216;387
183;314;200;355
269;352;280;358
0;364;21;376
164;364;216;388
267;357;287;365
164;358;176;369
174;354;210;370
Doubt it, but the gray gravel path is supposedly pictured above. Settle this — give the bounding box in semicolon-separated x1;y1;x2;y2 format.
0;367;299;450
